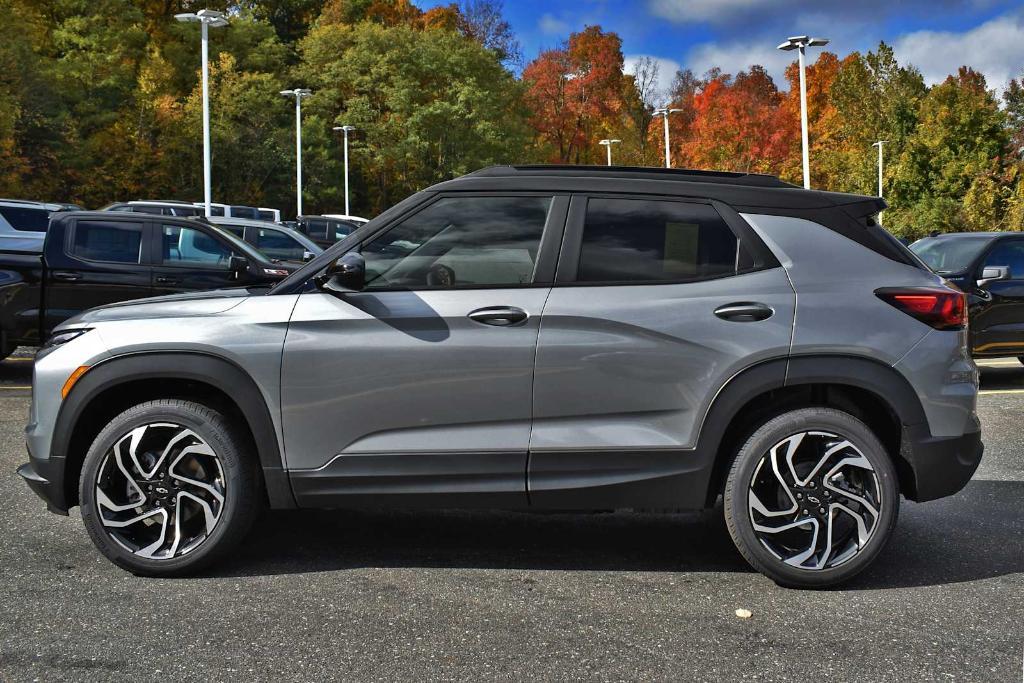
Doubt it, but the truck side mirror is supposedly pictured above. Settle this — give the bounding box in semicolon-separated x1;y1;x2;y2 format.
977;265;1011;288
228;255;249;280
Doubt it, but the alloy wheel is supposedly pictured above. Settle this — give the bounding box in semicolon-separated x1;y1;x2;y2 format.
94;423;226;559
747;430;881;570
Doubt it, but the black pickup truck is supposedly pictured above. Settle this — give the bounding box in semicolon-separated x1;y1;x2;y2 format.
0;211;296;357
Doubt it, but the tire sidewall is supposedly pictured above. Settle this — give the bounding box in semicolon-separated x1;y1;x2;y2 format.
79;401;251;576
724;408;900;588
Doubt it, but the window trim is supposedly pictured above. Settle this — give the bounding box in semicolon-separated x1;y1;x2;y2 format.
66;217;146;266
353;192;570;293
554;193;779;287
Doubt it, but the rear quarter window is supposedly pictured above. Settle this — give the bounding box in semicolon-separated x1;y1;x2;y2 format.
0;206;51;232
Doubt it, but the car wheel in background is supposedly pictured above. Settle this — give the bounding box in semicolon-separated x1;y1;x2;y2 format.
723;407;899;588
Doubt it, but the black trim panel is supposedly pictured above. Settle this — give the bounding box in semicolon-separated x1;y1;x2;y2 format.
290;451;528;508
53;351;295;509
900;425;983;502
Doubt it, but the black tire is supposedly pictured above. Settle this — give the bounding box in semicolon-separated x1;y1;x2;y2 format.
723;407;899;588
79;399;262;577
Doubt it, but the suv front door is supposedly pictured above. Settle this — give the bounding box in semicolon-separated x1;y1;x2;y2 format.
282;194;568;507
528;195;796;507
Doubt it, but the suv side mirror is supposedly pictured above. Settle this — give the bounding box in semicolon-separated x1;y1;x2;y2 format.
302;250;315;262
977;265;1011;288
228;255;249;280
316;252;365;294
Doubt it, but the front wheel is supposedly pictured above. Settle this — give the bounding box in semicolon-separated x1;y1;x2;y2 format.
79;399;262;576
723;407;899;588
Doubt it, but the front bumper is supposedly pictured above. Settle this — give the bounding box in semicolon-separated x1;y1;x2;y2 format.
899;425;983;502
17;443;69;515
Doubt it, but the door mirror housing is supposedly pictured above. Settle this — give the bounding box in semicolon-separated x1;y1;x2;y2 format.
977;265;1011;288
228;255;249;280
302;250;315;263
316;252;365;294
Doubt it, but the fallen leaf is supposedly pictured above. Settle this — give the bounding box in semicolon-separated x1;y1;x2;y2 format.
735;608;752;619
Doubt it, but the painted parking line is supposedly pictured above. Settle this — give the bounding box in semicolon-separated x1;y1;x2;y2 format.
979;389;1024;395
2;357;33;363
0;386;30;390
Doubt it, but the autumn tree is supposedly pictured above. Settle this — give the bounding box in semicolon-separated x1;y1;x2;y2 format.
522;26;626;164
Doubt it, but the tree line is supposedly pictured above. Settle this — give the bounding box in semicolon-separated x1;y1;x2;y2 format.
2;0;1022;238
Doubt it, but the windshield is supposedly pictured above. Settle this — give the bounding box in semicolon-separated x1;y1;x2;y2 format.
909;236;995;274
0;206;51;232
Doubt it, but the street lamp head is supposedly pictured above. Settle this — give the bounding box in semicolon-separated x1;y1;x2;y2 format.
333;125;356;132
872;140;888;147
176;9;228;27
280;88;312;98
778;35;829;50
196;9;228;27
598;139;621;146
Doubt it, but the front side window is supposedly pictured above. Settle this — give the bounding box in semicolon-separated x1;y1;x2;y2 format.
72;220;143;263
360;196;552;289
256;228;305;261
577;198;748;283
982;240;1024;279
161;225;232;267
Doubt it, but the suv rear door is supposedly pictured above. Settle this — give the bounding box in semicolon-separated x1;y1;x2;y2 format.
528;194;795;507
282;193;568;507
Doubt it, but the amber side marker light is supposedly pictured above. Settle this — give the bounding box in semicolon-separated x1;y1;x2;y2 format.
61;366;90;399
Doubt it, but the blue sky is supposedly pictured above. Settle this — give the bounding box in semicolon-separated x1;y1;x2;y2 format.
415;0;1024;97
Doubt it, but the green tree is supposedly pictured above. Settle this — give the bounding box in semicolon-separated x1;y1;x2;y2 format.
297;19;530;214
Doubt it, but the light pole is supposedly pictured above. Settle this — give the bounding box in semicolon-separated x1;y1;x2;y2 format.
653;108;683;168
777;35;829;189
174;9;229;218
598;138;621;166
280;88;312;217
333;125;356;215
871;140;887;198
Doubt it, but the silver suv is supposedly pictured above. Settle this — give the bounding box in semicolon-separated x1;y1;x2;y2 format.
18;166;982;587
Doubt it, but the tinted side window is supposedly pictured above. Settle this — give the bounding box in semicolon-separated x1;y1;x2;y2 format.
0;206;50;232
983;240;1024;279
72;220;143;263
304;219;328;240
577;198;745;283
361;196;552;289
256;228;304;261
161;225;232;267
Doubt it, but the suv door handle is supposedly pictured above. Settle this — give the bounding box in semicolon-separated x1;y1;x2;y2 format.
467;306;529;327
51;271;81;282
714;302;774;322
155;276;179;285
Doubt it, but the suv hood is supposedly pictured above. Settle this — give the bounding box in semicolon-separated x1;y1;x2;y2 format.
58;287;259;328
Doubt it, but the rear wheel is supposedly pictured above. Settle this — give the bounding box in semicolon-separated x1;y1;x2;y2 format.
723;407;899;588
79;399;261;576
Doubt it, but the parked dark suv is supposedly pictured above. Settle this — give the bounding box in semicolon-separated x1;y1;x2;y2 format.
18;166;982;588
910;232;1024;362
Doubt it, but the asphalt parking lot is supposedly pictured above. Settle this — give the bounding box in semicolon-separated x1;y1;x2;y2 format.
0;351;1021;681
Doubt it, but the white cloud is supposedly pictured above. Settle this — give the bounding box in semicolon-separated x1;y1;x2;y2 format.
685;40;795;85
623;55;681;102
538;13;570;36
893;12;1024;93
648;0;771;24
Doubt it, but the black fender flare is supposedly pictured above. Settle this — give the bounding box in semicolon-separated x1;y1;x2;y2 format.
55;351;295;509
693;354;927;502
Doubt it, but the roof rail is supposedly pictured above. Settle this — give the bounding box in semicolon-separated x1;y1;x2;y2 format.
467;165;796;188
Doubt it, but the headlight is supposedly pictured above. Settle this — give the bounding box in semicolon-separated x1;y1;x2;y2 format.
43;328;91;349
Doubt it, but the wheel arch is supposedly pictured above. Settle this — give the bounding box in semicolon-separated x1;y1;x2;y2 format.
697;354;926;506
55;351;295;510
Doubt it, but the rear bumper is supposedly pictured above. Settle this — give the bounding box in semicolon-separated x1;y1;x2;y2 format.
17;441;69;515
900;425;983;502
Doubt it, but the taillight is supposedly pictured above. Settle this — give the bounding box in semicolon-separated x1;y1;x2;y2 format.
875;287;966;330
